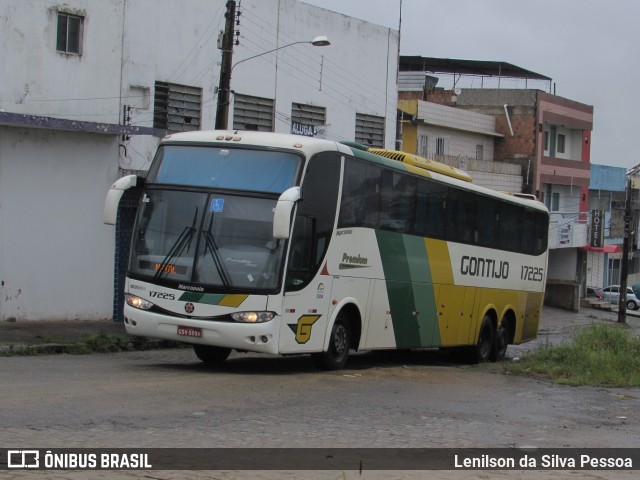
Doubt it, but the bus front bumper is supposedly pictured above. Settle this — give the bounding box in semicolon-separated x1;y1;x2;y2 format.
123;306;281;355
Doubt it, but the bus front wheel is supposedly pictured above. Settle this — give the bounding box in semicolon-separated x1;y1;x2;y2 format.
312;316;351;370
193;344;231;364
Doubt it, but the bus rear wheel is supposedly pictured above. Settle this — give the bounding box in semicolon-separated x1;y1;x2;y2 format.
470;316;494;363
193;345;231;364
312;316;351;370
491;325;508;361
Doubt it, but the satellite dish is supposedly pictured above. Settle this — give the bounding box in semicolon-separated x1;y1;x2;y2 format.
454;87;462;95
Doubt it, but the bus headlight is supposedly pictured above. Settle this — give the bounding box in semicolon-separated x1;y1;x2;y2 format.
231;311;275;323
125;294;153;310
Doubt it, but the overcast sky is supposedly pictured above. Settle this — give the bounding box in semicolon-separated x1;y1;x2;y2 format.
303;0;639;170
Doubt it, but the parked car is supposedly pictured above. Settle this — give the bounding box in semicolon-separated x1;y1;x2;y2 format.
586;286;600;298
599;285;640;310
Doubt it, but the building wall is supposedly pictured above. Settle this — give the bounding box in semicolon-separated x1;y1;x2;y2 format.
0;0;399;320
456;91;539;166
230;0;398;147
547;248;578;282
469;171;522;193
493;106;537;160
536;91;593;200
0;128;118;321
415;124;495;160
431;89;539;193
1;0;124;123
417;101;498;136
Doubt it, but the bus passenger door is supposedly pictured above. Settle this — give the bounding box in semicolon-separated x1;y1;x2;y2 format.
278;152;341;354
280;277;334;354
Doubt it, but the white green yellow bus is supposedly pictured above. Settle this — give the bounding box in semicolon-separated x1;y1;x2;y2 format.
104;130;549;370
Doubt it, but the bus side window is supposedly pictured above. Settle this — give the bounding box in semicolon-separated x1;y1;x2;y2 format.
474;196;498;248
521;209;535;254
286;153;340;291
415;180;446;238
534;210;549;255
498;203;520;251
339;158;382;229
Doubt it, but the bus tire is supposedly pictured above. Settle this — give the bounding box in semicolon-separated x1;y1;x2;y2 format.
312;315;351;370
491;325;508;361
470;316;494;363
193;344;231;364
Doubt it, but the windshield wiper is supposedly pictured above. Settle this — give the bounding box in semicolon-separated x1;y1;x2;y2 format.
153;208;198;281
202;215;232;287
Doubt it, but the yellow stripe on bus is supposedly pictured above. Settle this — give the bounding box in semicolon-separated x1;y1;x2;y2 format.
218;294;249;307
424;238;454;285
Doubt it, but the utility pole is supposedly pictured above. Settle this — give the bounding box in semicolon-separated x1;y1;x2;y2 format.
215;0;236;130
618;177;633;323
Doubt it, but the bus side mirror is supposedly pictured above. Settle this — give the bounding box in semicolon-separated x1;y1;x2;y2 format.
273;187;301;239
103;175;138;225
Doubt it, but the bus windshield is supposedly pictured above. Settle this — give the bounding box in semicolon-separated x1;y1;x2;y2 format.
148;145;301;193
129;189;285;291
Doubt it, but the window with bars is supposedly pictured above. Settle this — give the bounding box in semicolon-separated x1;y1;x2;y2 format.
418;135;428;158
355;113;385;148
56;12;83;54
233;94;274;131
291;103;326;129
153;81;202;132
436;137;445;155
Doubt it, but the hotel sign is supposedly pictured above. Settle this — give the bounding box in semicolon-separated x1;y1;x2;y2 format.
590;210;604;247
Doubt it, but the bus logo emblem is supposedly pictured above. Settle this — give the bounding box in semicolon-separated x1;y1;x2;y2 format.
185;302;195;314
288;315;321;344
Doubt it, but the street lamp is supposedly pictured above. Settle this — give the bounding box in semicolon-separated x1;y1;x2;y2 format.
215;36;331;130
231;36;330;74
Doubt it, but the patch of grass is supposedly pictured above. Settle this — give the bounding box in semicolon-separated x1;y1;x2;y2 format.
507;324;640;387
0;333;132;356
68;333;130;354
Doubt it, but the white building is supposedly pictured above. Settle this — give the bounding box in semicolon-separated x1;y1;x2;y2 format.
0;0;398;321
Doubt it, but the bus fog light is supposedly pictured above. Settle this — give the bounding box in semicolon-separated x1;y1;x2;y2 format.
231;311;275;323
125;294;153;310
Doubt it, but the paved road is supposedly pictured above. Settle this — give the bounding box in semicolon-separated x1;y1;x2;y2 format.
1;306;639;479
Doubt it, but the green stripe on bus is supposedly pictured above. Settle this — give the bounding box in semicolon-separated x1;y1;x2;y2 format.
178;292;226;305
179;292;204;302
376;230;420;348
403;235;440;346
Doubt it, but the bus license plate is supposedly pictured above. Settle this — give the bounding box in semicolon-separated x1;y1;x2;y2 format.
177;326;202;338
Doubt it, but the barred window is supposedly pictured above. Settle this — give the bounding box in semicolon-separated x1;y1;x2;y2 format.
153;81;202;132
291;103;326;128
355;113;385;148
233;94;274;131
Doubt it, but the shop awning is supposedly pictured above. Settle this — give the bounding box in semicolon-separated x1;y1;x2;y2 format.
580;245;622;253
